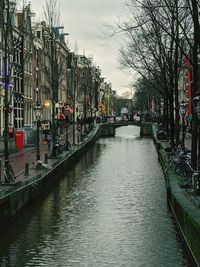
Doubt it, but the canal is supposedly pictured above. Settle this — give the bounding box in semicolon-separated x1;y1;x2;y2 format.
0;126;194;266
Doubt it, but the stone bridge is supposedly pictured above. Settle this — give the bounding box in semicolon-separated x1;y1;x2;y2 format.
98;121;152;137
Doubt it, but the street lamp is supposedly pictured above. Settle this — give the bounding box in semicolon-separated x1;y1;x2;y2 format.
193;95;200;119
34;105;42;161
193;94;200;169
179;101;188;150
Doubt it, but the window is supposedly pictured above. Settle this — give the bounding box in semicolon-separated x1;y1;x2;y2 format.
37;31;41;39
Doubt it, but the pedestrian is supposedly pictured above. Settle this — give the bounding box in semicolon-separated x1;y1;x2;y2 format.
47;132;52;151
77;115;80;124
65;139;71;150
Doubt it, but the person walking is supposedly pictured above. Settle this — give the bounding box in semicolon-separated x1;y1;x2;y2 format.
47;132;52;151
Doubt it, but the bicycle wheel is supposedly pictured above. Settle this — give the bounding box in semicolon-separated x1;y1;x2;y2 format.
192;174;200;195
175;162;187;177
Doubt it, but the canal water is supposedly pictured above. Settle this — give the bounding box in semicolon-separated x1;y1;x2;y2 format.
0;126;194;267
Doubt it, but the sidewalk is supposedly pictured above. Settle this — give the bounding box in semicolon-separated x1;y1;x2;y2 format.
0;123;93;192
185;131;192;150
3;124;192;183
153;125;200;267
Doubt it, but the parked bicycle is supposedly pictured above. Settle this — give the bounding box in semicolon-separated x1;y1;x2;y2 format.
181;162;200;194
174;154;192;178
3;160;16;183
164;146;191;175
52;135;63;156
167;156;200;194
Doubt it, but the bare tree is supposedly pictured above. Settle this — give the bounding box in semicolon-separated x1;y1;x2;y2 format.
1;0;18;183
113;0;195;148
43;0;68;156
190;0;200;168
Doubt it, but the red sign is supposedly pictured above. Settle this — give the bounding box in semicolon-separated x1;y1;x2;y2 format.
15;131;24;150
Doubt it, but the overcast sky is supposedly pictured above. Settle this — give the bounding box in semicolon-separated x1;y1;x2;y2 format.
30;0;133;96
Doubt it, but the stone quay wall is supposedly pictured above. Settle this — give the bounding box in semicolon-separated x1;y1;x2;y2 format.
152;124;200;267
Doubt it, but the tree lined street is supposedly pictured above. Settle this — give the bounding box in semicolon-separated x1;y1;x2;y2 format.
0;0;117;183
118;0;200;169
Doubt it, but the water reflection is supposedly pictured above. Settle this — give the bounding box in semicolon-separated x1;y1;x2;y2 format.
0;126;194;267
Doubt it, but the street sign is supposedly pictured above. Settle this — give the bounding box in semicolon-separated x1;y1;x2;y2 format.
33;105;42;111
0;89;5;97
58;101;64;108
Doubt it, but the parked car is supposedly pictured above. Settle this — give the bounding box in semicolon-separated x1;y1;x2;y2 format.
106;115;116;123
116;116;123;122
122;115;128;121
133;114;141;121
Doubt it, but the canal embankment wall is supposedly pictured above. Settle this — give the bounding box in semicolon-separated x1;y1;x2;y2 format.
151;123;200;267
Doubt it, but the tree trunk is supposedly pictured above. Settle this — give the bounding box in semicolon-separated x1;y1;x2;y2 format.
191;0;200;169
174;0;180;147
168;68;175;145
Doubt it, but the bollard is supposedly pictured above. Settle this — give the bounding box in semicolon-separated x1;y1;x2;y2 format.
25;163;29;176
44;153;48;164
0;159;1;185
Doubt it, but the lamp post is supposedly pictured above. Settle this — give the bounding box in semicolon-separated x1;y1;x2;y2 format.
179;101;188;150
80;116;83;141
34;105;42;161
193;95;200;119
193;94;200;168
